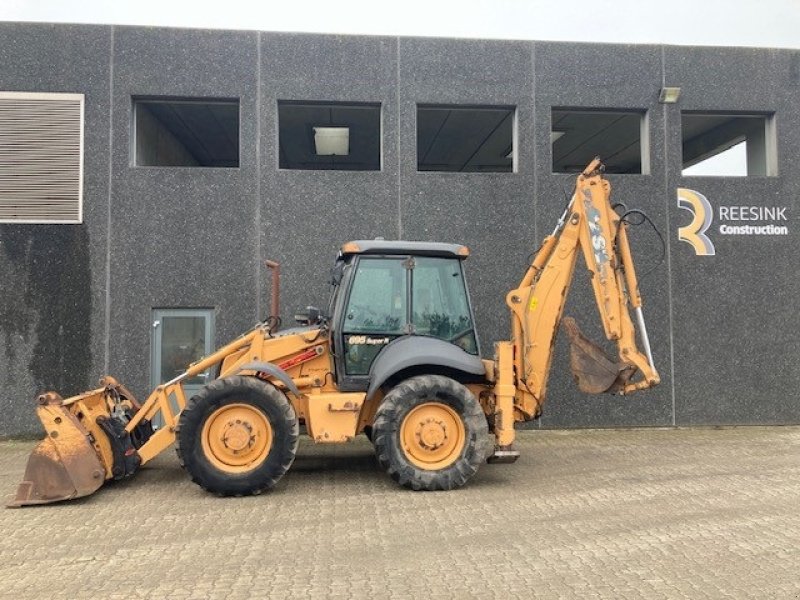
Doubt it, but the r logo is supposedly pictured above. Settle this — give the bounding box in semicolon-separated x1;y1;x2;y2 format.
677;188;715;256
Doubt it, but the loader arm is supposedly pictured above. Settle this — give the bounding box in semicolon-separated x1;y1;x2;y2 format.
497;158;660;434
122;326;269;464
8;321;322;506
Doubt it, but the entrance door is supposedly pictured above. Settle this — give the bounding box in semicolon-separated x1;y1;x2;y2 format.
151;309;215;421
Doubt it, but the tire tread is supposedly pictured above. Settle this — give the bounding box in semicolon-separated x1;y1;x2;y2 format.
373;374;489;491
175;375;298;496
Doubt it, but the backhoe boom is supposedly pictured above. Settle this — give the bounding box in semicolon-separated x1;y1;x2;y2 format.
492;158;660;453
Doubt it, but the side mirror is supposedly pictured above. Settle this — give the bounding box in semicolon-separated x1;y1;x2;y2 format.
295;305;322;326
330;261;344;286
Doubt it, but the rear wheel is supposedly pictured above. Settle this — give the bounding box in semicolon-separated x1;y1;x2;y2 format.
373;375;489;491
176;376;298;496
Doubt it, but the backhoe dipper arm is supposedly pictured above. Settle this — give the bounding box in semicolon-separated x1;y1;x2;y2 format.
500;159;660;425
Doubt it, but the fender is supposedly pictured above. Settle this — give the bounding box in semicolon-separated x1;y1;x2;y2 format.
233;361;302;398
366;336;485;400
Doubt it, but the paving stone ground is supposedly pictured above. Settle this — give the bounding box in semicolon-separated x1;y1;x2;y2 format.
0;427;798;599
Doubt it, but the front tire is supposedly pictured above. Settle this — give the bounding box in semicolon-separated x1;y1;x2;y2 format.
373;375;489;491
176;376;298;496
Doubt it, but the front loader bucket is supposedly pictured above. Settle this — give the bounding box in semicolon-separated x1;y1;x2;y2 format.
562;317;635;395
7;394;105;507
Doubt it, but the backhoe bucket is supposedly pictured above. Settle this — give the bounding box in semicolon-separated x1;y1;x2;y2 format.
562;317;634;394
8;393;106;507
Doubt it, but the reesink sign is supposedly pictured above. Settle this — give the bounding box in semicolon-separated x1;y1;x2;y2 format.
677;188;789;256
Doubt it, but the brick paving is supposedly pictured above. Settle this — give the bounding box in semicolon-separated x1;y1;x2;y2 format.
1;427;798;599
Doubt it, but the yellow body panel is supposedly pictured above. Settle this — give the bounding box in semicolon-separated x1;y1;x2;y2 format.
305;390;365;443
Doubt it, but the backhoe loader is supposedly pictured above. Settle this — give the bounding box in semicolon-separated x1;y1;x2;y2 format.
8;158;660;506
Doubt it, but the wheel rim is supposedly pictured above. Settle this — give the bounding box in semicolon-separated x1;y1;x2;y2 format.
400;402;466;470
201;403;273;473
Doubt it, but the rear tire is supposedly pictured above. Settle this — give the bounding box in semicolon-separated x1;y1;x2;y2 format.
373;375;489;491
176;376;298;496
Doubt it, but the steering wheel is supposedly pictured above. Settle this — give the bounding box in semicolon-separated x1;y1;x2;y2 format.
448;329;473;344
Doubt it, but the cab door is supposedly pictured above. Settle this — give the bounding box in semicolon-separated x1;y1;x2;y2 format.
337;256;408;389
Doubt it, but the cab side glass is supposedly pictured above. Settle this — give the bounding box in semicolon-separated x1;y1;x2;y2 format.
412;257;478;354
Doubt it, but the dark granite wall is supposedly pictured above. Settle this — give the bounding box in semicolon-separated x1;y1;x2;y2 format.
0;24;111;435
108;26;260;399
260;33;400;324
0;23;797;435
664;47;800;424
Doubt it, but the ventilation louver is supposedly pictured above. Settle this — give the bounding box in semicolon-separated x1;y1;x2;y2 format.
0;92;84;223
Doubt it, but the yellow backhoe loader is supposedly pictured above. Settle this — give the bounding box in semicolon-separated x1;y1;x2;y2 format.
8;158;660;506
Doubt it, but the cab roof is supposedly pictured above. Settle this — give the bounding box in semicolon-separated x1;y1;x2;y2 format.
340;240;469;259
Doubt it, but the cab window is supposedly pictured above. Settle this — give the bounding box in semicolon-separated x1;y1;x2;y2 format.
342;257;407;374
412;257;477;354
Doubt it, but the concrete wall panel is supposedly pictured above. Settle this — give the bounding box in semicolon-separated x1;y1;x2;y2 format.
108;27;259;398
398;38;535;361
260;33;400;319
533;43;673;427
0;24;111;435
665;46;800;424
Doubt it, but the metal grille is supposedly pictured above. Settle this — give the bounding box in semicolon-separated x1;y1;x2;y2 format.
0;92;84;223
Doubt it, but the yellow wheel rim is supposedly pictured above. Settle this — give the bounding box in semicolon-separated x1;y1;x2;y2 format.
400;402;466;470
201;403;273;473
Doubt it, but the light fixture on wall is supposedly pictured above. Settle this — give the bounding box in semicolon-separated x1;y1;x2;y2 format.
313;127;349;155
658;87;681;104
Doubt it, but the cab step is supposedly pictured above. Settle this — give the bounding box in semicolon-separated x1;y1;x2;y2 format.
487;446;520;464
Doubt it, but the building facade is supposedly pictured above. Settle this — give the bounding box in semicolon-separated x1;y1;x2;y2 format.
0;22;798;436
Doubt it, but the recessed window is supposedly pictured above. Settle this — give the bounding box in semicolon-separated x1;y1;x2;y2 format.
0;91;84;223
681;112;776;177
278;101;381;171
417;105;515;173
151;308;215;427
133;98;239;167
551;108;647;174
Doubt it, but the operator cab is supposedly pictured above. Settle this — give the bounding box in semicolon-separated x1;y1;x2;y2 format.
328;240;480;391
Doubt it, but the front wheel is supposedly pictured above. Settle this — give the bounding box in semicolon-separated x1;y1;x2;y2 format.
176;376;298;496
372;375;489;491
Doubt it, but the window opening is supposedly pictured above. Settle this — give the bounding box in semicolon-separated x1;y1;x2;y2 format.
681;112;776;177
278;101;381;171
133;98;239;167
417;105;515;172
551;108;647;174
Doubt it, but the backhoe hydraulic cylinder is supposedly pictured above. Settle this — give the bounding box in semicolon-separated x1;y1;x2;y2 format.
634;306;655;370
